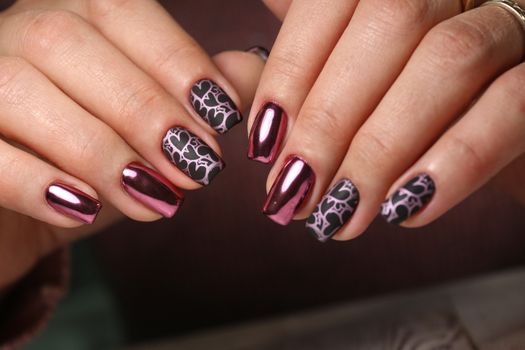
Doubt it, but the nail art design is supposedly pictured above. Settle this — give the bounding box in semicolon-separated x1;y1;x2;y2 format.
46;183;102;224
263;156;315;226
248;103;287;164
122;162;184;218
381;174;436;225
162;127;225;186
306;179;359;243
246;46;270;62
190;79;242;134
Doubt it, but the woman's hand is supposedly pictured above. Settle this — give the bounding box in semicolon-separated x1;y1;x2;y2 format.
0;0;265;288
250;0;525;242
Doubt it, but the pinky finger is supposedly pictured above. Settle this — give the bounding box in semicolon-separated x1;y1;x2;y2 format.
0;140;101;227
381;62;525;227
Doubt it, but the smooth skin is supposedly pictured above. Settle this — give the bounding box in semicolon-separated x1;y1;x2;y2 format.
0;0;265;289
254;0;525;239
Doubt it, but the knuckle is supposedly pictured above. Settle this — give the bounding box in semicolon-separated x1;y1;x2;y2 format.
369;0;433;29
20;10;83;55
118;83;166;126
268;50;308;83
350;129;396;170
87;0;133;19
300;105;349;149
153;42;202;73
495;69;525;105
446;134;488;175
0;57;31;100
422;18;490;70
71;124;118;164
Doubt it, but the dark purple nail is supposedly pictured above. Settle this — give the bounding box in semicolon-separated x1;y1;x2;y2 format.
246;46;270;62
46;183;102;224
263;156;315;225
122;162;184;218
248;103;287;164
381;173;436;225
190;79;243;134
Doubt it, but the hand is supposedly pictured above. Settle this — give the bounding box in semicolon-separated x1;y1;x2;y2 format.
249;0;525;242
0;0;265;289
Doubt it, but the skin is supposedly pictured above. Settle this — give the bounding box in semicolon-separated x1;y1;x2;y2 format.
0;0;265;289
254;0;525;240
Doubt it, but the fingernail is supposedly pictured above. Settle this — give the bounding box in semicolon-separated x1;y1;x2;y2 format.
263;156;315;225
381;173;436;225
190;79;243;134
46;183;102;224
246;46;270;62
162;127;225;186
248;102;287;164
306;179;360;243
122;162;184;218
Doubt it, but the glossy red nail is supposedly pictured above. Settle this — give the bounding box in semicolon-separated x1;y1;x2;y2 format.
263;156;315;225
46;183;102;224
248;103;287;164
122;162;184;218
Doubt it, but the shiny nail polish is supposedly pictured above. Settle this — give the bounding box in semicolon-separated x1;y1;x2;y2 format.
46;183;102;224
306;179;360;243
263;156;315;225
190;79;243;134
122;162;184;218
248;103;287;164
246;46;270;62
381;173;436;225
162;127;225;186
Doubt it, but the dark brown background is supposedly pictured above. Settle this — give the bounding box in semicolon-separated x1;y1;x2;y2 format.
87;0;525;343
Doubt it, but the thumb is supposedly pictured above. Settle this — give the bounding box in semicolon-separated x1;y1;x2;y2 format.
262;0;292;21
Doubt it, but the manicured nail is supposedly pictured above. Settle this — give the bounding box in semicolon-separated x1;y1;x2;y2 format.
246;46;270;62
248;103;287;164
381;173;436;225
122;162;184;218
190;79;243;134
306;179;360;243
46;183;102;224
162;127;225;186
263;156;315;226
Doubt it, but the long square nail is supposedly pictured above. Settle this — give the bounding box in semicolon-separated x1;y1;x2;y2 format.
162;127;225;186
381;173;435;225
263;156;315;226
46;183;102;224
190;79;243;134
122;162;184;218
306;179;360;243
248;103;287;164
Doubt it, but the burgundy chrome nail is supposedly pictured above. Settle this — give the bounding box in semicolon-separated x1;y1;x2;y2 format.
263;156;315;225
246;46;270;62
122;162;184;218
46;183;102;224
248;103;287;164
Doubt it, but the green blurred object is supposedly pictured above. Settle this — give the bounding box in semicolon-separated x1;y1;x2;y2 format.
27;240;124;350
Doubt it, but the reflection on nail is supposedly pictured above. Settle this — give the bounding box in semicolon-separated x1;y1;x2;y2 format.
248;102;287;164
381;173;435;225
46;183;102;224
246;46;270;62
306;179;360;243
122;162;184;218
162;127;225;186
190;79;243;134
263;156;315;226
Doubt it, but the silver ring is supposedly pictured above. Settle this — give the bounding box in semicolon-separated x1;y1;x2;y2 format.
481;0;525;32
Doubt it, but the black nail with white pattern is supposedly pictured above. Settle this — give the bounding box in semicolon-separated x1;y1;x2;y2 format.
306;179;360;243
162;127;225;186
381;174;435;225
190;79;243;134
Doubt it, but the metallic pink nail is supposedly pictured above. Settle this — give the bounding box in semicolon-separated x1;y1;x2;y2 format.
122;162;184;218
263;156;315;225
46;183;102;224
248;103;287;164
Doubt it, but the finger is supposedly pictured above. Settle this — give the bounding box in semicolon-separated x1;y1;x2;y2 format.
212;50;267;111
334;5;525;239
247;0;358;164
0;57;183;221
0;10;225;188
382;61;525;227
0;138;101;228
72;0;243;134
262;0;293;21
265;0;459;229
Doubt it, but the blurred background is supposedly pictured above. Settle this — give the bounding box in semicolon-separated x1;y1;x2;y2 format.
27;0;525;349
